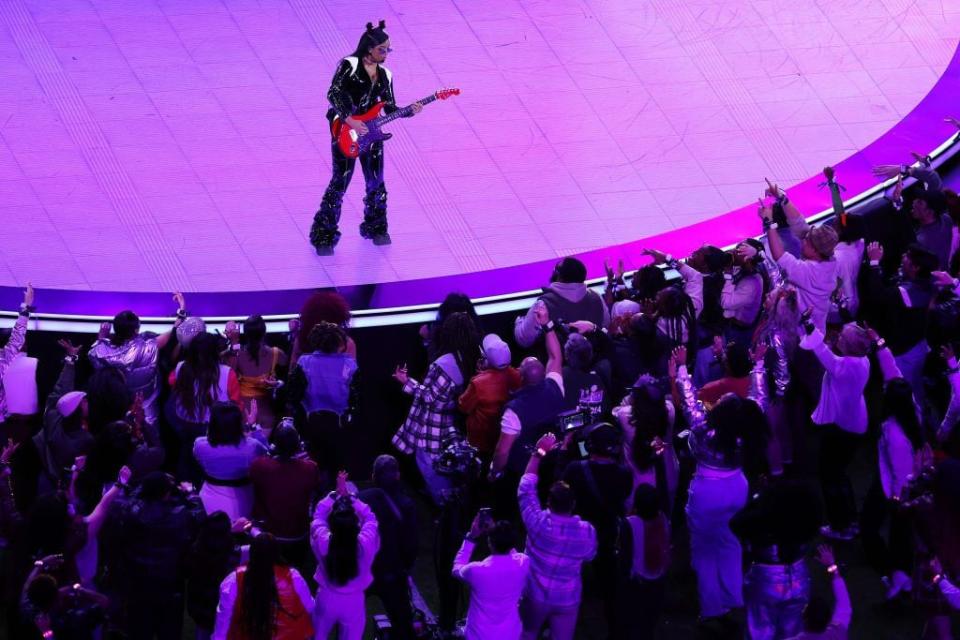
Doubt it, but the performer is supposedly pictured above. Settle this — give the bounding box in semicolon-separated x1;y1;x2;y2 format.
311;21;422;255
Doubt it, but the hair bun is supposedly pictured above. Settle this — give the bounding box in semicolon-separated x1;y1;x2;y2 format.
378;19;386;28
365;22;374;31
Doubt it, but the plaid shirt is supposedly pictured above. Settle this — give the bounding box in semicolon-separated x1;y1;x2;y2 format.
392;361;463;455
0;314;27;422
518;472;597;606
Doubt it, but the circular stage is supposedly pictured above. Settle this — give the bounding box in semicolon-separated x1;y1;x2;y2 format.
1;0;959;318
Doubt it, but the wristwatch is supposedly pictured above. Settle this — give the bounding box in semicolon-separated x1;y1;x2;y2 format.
19;303;34;316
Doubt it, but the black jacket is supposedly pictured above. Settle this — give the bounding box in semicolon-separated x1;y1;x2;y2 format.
327;57;400;123
359;487;418;580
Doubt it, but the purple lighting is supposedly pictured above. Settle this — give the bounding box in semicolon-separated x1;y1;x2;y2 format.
0;0;958;316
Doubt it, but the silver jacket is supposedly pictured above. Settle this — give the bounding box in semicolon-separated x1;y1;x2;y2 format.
89;335;159;424
678;360;768;469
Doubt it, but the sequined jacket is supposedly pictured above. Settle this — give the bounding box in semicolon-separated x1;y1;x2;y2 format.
0;314;27;422
326;56;402;124
89;335;159;424
677;360;768;470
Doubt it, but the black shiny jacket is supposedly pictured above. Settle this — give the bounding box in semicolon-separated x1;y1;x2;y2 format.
326;56;399;123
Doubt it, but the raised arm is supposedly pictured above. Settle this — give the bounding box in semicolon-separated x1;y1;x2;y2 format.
758;202;786;261
0;285;32;369
155;292;187;350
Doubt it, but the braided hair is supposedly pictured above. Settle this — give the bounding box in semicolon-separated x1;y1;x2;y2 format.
655;286;698;355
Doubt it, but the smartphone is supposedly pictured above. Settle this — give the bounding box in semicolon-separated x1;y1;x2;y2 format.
477;507;494;532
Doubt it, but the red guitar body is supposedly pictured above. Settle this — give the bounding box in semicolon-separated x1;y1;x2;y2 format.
330;88;460;159
331;103;387;159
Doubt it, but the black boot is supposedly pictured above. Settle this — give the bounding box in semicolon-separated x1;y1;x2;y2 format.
310;191;343;255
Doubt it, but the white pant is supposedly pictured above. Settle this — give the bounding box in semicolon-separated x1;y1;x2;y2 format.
314;589;366;640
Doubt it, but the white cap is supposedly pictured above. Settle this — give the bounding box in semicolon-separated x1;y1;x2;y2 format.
56;391;86;417
482;334;511;369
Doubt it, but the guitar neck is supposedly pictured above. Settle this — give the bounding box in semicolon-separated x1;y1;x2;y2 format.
376;94;438;125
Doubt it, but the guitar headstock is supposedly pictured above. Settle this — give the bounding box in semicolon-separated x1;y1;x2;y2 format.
434;88;461;101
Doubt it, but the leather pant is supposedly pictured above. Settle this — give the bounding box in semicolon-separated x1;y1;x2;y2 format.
311;138;388;248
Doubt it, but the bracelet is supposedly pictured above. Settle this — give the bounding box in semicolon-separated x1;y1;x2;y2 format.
933;573;944;586
64;354;79;364
875;338;887;350
543;320;555;332
114;481;129;491
534;447;548;458
175;308;188;319
34;559;45;569
42;630;54;640
827;564;839;575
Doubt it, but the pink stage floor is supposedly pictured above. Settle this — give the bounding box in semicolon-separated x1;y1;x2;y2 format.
0;0;958;295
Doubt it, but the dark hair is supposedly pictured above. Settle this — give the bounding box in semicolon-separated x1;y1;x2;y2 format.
707;395;770;478
308;322;347;354
804;596;833;633
434;312;481;382
628;315;669;375
905;244;938;279
553;257;587;284
351;20;389;59
238;534;285;640
372;455;401;490
26;575;59;611
585;422;622;459
299;292;351;345
912;190;947;216
86;367;132;433
724;342;752;378
633;483;663;520
85;420;136;488
629;382;668;472
26;494;71;558
564;333;594;371
139;471;173;501
191;511;235;579
487;521;515;554
633;265;667;300
436;292;479;327
175;332;222;422
548;481;575;515
271;422;301;459
243;315;267;366
656;286;698;354
834;214;865;243
112;310;140;344
325;499;360;586
882;379;924;450
208;403;245;447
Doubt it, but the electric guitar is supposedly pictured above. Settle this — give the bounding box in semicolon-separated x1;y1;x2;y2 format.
331;88;461;158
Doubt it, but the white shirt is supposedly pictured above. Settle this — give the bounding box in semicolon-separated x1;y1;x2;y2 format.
832;240;864;315
1;353;38;415
453;540;530;640
777;252;838;332
500;372;564;436
721;272;763;325
879;419;915;500
800;330;870;434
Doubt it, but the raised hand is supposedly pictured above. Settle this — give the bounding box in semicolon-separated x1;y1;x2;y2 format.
872;164;901;179
23;282;34;307
892;174;904;201
57;339;81;358
815;543;836;568
642;248;669;265
392;364;409;385
749;341;768;363
757;198;773;222
672;345;687;368
98;322;111;341
245;399;258;426
225;321;240;344
535;432;558;453
172;292;186;311
533;300;550;326
117;465;132;486
336;470;349;496
866;241;884;262
932;271;957;289
764;177;781;198
1;438;18;465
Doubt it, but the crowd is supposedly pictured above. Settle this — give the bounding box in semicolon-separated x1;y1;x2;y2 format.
0;151;959;640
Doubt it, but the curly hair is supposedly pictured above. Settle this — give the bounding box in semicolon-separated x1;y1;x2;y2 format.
299;292;351;345
308;321;348;354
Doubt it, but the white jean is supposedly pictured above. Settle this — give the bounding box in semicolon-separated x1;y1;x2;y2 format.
314;589;366;640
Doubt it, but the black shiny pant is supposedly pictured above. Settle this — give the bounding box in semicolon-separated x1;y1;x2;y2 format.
310;138;388;248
